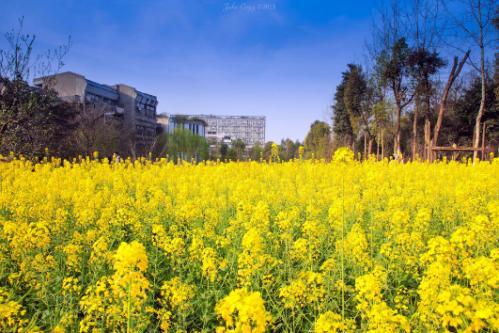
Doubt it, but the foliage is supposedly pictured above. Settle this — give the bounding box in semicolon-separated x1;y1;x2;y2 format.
0;157;498;332
376;37;412;156
162;127;209;162
249;142;264;161
377;38;411;92
0;17;75;160
227;139;246;161
279;138;300;161
442;76;498;146
220;143;229;160
0;78;76;159
407;48;445;99
304;121;331;159
332;73;353;146
343;64;368;122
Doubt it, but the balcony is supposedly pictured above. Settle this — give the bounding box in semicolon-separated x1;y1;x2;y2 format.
104;106;125;116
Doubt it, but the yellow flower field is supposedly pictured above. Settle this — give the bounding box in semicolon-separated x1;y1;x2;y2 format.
0;155;498;332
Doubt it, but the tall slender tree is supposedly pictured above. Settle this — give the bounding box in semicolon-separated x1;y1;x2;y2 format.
304;121;331;159
406;0;446;160
408;48;446;159
332;78;353;147
444;0;496;162
343;64;375;157
431;50;470;160
377;37;413;158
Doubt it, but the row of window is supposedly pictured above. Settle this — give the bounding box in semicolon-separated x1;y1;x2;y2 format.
85;93;118;106
136;102;156;119
136;125;156;138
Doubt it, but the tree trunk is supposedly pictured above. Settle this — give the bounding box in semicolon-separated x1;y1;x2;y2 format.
364;132;367;160
481;122;486;160
423;92;432;161
376;130;380;160
432;50;470;160
394;99;402;159
412;96;420;161
381;129;385;159
473;38;486;163
424;117;431;161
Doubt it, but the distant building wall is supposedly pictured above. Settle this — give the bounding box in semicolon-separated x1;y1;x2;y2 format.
194;114;265;148
34;72;158;154
167;115;206;137
34;72;87;103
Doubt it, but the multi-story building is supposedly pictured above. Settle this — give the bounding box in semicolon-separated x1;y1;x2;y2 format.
33;71;158;153
193;114;265;148
166;114;207;137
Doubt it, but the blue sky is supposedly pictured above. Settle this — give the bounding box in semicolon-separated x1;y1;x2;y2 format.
1;0;379;142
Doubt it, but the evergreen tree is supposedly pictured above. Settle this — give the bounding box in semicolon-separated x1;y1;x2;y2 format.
332;77;353;146
407;47;445;159
343;64;376;156
304;121;331;159
442;76;497;147
377;37;412;157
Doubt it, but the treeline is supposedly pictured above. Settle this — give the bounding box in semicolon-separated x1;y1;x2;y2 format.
0;19;303;162
327;0;498;161
0;18;129;160
0;18;305;163
167;138;303;162
2;3;498;163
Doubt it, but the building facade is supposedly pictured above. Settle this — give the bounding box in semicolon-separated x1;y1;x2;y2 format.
193;114;265;148
33;72;158;153
166;115;207;137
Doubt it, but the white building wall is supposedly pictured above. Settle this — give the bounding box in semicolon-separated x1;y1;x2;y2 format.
195;115;265;147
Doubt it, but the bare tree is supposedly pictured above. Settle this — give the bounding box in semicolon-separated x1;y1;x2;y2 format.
369;1;415;158
0;18;74;159
443;0;496;162
0;17;71;81
407;0;446;160
431;50;471;158
74;101;124;157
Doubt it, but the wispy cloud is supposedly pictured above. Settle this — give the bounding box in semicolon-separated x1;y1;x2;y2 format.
0;0;374;141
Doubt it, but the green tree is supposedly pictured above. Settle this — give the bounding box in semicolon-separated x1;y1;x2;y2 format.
263;141;273;161
304;121;331;159
377;37;412;158
249;142;263;161
441;76;497;148
162;128;208;162
407;47;445;159
279;138;299;161
372;100;392;159
232;139;246;160
332;76;353;147
219;143;229;160
343;64;376;157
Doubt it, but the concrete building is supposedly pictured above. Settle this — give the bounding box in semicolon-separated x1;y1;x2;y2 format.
193;114;265;148
33;71;158;153
166;114;207;137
